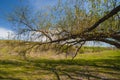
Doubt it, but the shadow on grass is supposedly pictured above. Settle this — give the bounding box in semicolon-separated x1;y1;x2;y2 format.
0;60;25;66
0;56;120;80
0;76;21;80
30;57;120;70
28;55;120;79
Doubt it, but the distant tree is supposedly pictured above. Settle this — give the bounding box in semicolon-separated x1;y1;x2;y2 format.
8;0;120;58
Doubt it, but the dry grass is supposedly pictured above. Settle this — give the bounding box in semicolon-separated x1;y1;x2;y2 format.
0;40;120;80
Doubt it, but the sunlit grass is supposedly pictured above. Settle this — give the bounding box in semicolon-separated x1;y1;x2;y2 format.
76;50;120;60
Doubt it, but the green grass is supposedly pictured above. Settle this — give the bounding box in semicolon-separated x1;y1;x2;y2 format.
0;49;120;80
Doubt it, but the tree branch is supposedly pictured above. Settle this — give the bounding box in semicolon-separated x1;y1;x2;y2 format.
84;5;120;32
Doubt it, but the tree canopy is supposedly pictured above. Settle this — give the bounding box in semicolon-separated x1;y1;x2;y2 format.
8;0;120;57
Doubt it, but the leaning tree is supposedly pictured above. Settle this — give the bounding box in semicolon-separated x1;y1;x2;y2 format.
8;0;120;58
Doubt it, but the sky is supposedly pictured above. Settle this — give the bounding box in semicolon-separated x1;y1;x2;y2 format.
0;0;118;47
0;0;57;39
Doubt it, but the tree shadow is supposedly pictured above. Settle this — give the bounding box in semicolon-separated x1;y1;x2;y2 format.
0;56;120;80
28;55;120;80
0;76;22;80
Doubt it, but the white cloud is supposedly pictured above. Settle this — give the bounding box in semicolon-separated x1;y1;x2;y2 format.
0;27;47;41
0;27;14;39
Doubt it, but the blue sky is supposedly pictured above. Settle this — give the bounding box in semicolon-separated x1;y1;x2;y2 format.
0;0;117;47
0;0;57;39
0;0;21;29
0;0;22;38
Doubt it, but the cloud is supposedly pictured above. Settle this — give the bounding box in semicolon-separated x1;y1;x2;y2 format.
0;27;14;39
0;27;46;41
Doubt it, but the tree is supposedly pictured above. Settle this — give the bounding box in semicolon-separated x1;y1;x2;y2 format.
8;0;120;58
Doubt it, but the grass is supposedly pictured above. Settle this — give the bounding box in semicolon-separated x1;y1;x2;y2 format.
0;48;120;80
0;40;120;80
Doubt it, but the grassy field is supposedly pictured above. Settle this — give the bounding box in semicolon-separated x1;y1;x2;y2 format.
0;50;120;80
0;40;120;80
